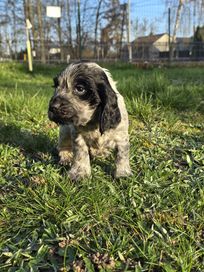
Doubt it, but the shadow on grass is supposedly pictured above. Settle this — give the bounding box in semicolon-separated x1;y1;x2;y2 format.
91;154;115;178
0;122;81;196
0;121;67;189
0;121;57;162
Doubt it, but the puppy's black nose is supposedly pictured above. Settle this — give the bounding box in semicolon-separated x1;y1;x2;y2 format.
49;97;61;112
50;104;60;112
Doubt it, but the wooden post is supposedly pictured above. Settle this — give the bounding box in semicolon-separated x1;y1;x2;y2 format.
26;19;33;72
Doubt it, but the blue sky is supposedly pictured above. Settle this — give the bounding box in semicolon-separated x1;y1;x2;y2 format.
128;0;198;39
130;0;169;39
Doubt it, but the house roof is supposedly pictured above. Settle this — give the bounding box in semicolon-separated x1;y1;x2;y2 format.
133;33;168;44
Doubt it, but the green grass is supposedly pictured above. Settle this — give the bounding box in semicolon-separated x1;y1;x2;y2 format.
0;62;204;272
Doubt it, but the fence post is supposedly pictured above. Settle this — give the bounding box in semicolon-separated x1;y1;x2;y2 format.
168;7;171;63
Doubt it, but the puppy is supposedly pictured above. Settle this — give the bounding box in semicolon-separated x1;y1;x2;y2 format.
48;62;131;180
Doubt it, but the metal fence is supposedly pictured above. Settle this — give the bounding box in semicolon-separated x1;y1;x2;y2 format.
1;39;204;64
1;0;204;64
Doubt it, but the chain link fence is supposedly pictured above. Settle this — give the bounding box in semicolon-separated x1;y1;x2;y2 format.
1;38;204;63
0;0;204;64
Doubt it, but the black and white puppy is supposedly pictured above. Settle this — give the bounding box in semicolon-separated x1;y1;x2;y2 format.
48;62;131;180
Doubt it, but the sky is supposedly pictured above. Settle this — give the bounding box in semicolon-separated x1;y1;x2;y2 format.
130;0;167;39
129;0;199;39
0;0;201;47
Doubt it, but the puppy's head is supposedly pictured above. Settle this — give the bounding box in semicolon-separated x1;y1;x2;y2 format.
48;62;121;133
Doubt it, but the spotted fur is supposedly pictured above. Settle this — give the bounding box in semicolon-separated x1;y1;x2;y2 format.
48;62;131;180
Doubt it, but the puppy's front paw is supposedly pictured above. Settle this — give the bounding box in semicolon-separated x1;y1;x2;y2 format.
69;166;91;181
115;164;132;178
59;150;73;166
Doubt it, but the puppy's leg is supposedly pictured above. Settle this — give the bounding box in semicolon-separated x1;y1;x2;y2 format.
58;125;73;165
115;137;132;178
69;134;91;180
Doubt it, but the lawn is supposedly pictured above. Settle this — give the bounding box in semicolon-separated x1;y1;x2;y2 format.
0;62;204;272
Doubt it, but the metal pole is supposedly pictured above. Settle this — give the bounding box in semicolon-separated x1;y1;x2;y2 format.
127;0;132;62
77;0;81;59
168;7;171;63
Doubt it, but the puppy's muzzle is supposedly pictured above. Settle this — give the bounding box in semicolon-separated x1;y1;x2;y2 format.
48;96;75;124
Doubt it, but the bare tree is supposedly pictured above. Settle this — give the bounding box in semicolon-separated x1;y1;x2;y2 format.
36;0;46;63
172;0;184;42
56;0;63;61
164;0;204;59
28;0;38;53
0;1;9;57
2;0;25;59
101;0;124;58
66;0;73;55
10;1;17;59
119;3;127;59
94;0;104;58
169;0;184;59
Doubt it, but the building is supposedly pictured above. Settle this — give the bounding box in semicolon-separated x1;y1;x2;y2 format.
132;33;171;60
176;37;193;58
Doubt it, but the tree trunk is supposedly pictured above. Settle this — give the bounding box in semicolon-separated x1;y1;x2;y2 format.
77;0;81;59
94;0;103;59
66;0;73;56
57;17;63;62
5;1;12;57
57;0;63;62
119;3;126;59
10;1;18;60
37;0;46;63
170;0;184;60
28;0;38;55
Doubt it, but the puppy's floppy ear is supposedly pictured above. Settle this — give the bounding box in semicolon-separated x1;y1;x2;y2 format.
97;72;121;134
53;76;59;88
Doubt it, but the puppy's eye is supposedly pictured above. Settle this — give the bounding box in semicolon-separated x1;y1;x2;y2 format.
74;85;86;95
